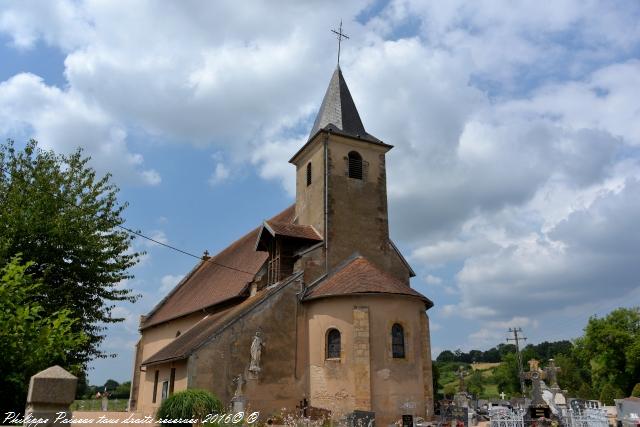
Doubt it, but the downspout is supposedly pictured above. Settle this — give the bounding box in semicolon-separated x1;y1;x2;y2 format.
324;132;329;275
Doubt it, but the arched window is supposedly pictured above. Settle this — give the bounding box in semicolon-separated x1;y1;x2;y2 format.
326;328;341;359
348;151;363;180
306;162;312;186
392;323;405;358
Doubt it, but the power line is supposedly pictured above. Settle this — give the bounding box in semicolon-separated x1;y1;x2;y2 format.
115;224;255;275
1;163;256;276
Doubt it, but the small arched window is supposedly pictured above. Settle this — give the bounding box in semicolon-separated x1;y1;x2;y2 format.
348;151;363;180
326;328;341;359
392;323;405;358
306;162;312;186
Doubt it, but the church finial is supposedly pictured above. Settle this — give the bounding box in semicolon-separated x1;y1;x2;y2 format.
331;20;349;66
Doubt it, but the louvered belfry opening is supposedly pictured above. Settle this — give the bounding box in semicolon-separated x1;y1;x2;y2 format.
306;162;312;186
348;151;363;180
266;237;295;286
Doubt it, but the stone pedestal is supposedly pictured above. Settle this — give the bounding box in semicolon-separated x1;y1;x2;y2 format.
231;396;246;414
24;366;78;427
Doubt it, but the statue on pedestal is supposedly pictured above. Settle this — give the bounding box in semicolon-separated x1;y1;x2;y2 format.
249;331;264;374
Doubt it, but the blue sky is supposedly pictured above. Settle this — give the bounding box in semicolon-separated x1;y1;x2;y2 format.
1;1;640;385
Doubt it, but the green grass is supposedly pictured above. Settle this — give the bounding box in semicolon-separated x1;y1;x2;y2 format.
436;362;505;399
70;399;128;411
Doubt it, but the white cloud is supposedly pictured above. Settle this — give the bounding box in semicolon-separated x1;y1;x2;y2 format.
145;230;169;247
208;162;230;186
449;179;640;320
160;274;184;294
110;305;138;333
0;0;93;50
424;274;443;285
0;73;160;186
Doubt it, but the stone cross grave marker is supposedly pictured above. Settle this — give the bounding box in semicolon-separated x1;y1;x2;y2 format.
520;360;550;419
544;359;561;389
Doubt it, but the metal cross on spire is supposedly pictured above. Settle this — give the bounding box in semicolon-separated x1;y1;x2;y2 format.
331;20;349;65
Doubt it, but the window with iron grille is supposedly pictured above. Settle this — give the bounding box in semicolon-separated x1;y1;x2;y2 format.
392;323;405;358
306;162;312;186
348;151;363;180
326;328;341;359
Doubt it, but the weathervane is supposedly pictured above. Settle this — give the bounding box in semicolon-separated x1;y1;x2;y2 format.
331;20;349;65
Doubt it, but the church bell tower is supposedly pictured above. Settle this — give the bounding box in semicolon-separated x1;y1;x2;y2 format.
289;66;413;283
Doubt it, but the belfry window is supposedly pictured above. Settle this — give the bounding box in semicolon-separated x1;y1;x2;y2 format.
306;162;312;186
326;328;341;359
392;323;405;358
348;151;363;180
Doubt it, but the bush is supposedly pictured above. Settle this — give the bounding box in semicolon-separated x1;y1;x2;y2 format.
599;383;624;405
156;389;223;427
577;383;594;400
632;383;640;398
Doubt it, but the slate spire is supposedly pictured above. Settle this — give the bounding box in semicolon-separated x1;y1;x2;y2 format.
308;66;379;142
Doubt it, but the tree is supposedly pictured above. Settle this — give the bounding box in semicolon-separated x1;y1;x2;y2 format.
0;257;88;413
103;379;120;392
443;383;458;398
575;307;640;396
437;350;456;362
631;383;640;398
467;370;484;397
432;362;441;399
0;140;141;368
599;383;624;405
494;353;521;396
555;353;590;397
114;381;132;399
577;383;594;400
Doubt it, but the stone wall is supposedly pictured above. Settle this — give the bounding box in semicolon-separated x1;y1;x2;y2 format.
306;295;431;425
131;312;203;412
326;135;411;282
189;279;307;418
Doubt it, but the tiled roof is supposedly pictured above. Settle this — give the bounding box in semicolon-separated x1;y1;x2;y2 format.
141;205;296;329
308;66;381;144
303;256;433;307
289;67;392;165
264;221;322;241
142;272;303;366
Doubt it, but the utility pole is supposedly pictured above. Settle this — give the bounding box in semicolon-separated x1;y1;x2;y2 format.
507;327;527;397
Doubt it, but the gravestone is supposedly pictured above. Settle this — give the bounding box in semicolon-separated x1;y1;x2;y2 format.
520;360;550;419
25;365;78;427
347;410;375;427
450;405;469;427
231;374;246;413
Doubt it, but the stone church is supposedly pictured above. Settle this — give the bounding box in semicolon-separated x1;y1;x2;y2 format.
129;66;435;425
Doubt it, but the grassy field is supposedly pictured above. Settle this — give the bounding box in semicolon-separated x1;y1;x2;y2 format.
471;362;502;370
437;361;504;399
70;399;128;412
